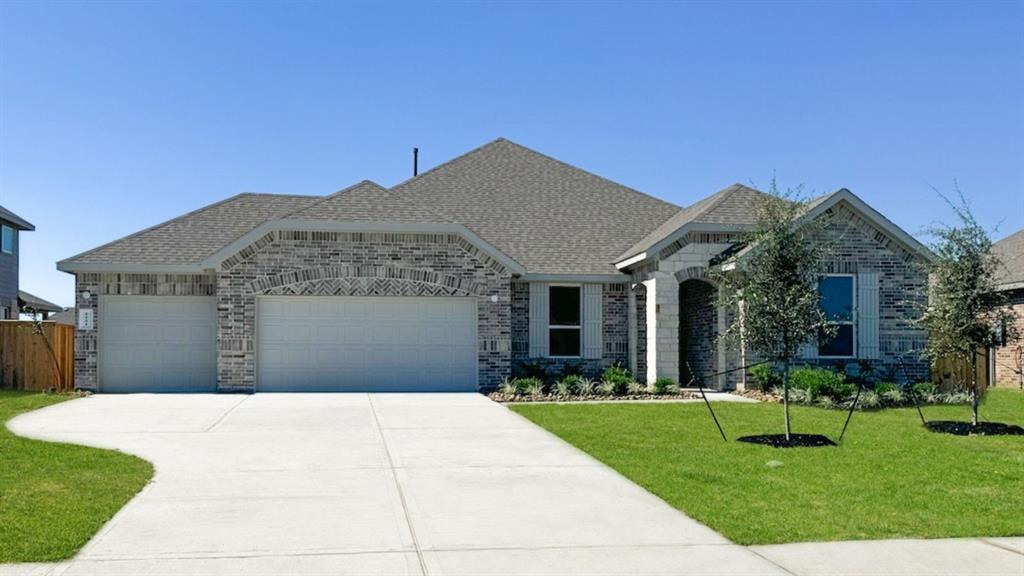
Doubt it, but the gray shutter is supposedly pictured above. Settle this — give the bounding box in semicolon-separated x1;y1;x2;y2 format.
857;272;880;359
528;282;549;357
583;283;603;359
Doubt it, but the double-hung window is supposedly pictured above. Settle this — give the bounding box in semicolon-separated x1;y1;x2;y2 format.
1;225;13;255
818;275;855;357
549;285;581;357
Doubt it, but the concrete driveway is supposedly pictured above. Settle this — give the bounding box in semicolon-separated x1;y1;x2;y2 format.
8;393;784;576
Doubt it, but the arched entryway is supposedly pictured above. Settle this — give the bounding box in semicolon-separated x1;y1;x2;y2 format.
678;278;718;386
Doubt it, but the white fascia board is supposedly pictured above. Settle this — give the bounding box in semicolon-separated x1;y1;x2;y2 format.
200;219;527;275
614;222;750;271
614;252;648;270
55;261;209;274
995;281;1024;292
521;273;630;283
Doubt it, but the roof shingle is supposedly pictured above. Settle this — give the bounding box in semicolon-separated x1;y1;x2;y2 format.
993;228;1024;288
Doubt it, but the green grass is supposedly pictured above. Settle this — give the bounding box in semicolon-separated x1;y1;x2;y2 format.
511;389;1024;545
0;391;153;563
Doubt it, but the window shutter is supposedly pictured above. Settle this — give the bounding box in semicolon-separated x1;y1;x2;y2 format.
528;282;549;357
583;284;603;359
857;272;880;359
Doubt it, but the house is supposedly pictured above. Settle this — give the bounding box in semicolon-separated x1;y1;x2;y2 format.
990;228;1023;388
57;138;933;393
0;206;35;320
47;307;77;326
18;290;63;319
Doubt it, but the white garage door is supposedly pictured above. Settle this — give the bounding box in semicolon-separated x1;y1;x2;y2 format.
257;296;478;392
99;296;217;393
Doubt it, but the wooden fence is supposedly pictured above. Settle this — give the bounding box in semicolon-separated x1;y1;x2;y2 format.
0;321;75;391
932;349;989;391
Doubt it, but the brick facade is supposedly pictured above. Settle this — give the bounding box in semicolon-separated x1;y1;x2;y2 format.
510;280;631;380
217;231;512;391
992;289;1023;388
73;272;217;390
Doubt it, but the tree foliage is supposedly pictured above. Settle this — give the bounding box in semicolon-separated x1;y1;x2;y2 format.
717;180;832;363
919;185;1019;423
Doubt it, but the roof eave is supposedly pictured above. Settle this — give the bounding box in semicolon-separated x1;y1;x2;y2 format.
613;222;752;270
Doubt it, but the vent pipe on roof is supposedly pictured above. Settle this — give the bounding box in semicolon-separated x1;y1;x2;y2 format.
413;147;419;176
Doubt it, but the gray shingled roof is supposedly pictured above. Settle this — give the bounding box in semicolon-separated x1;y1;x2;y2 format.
62;193;318;265
993;228;1024;288
389;139;681;274
618;184;770;261
18;290;62;313
0;205;34;231
284;180;453;224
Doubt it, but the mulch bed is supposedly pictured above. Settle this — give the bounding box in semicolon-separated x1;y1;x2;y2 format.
488;392;700;403
736;433;837;448
924;421;1024;436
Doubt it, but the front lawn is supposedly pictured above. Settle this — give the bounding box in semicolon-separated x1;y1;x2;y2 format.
0;392;153;562
511;389;1024;545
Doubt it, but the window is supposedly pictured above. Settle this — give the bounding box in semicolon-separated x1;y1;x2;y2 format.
549;285;581;357
1;226;12;255
818;275;855;357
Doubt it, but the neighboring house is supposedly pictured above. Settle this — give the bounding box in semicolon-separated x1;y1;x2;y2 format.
57;138;933;393
990;229;1023;388
0;206;35;320
48;307;77;326
18;290;63;319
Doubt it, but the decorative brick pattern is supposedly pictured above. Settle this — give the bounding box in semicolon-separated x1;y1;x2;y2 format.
218;230;512;391
73;272;217;390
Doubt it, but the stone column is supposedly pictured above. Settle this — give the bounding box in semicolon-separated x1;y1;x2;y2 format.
644;272;679;384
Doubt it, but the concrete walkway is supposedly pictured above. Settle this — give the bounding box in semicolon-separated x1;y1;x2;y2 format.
4;393;1021;575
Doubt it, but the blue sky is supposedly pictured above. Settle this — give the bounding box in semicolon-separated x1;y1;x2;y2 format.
1;1;1022;307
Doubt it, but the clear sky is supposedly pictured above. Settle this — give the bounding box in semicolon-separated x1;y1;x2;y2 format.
1;1;1021;307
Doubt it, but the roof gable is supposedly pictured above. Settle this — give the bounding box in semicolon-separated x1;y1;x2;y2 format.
389;138;681;275
0;205;34;231
993;228;1024;289
284;180;451;224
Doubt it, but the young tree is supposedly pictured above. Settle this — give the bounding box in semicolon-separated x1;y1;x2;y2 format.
920;187;1019;426
717;181;832;441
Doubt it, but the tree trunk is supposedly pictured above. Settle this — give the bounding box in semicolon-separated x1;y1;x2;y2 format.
970;352;979;427
782;359;791;441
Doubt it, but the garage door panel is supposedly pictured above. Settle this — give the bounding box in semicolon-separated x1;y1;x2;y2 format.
100;297;217;393
258;296;477;392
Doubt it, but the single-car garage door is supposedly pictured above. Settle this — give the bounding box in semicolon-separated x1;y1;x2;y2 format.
257;296;477;392
99;296;217;393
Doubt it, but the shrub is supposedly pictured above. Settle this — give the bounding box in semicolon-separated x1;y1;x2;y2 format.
653;377;677;394
626;380;648;395
596;379;618;395
519;377;545;396
749;364;782;392
788;367;855;401
498;377;518;395
515;359;549;381
911;381;937;397
559;361;585;379
554;374;584;396
858;390;880;409
577;377;596;396
873;382;899;395
601;365;633;395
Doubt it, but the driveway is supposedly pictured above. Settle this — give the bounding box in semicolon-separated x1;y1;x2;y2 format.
8;393;784;575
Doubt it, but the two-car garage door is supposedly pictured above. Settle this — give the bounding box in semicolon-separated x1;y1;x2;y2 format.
257;296;478;392
99;295;478;393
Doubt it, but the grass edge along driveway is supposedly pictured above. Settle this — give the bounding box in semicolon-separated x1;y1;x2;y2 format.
0;391;153;563
511;389;1024;545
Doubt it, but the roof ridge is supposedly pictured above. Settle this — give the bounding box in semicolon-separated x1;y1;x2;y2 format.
278;180;387;220
391;137;682;211
57;192;257;266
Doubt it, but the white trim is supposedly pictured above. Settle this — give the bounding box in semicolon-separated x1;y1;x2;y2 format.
995;281;1024;292
615;253;648;270
817;273;857;359
615;222;752;270
522;273;627;283
547;283;583;359
57;261;210;273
